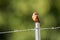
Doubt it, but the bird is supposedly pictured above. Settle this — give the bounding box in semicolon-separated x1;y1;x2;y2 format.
32;11;40;22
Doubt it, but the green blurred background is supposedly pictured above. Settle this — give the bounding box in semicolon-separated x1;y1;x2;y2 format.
0;0;60;40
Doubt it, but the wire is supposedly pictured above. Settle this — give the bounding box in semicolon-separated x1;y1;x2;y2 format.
0;27;60;34
40;27;60;30
0;29;34;34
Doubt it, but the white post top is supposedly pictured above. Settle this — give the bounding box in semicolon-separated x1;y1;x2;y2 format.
35;22;40;28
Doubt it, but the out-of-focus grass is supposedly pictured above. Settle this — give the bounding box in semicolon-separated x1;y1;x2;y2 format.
0;0;60;40
8;31;35;40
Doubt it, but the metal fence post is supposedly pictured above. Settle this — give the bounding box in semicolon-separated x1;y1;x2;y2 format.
35;22;40;40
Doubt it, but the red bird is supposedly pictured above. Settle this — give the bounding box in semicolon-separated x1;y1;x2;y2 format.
32;11;40;22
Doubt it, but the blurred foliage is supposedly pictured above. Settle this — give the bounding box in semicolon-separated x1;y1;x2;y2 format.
0;0;60;40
